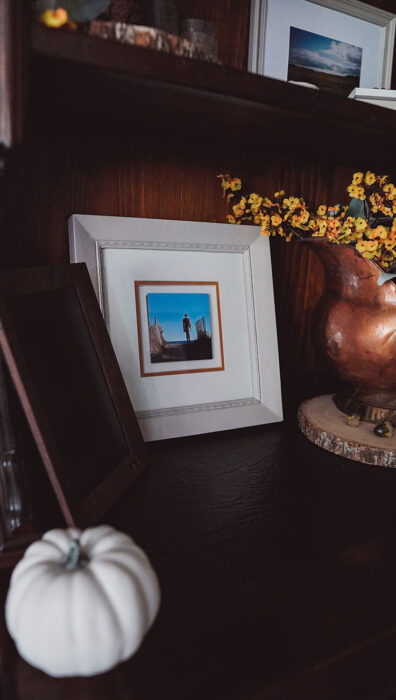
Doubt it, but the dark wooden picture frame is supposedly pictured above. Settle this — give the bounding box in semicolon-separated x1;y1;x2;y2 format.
0;263;149;527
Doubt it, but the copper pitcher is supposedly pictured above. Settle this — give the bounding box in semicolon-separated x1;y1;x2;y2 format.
303;238;396;424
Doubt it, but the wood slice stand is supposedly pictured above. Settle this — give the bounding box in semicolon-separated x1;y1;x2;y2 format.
298;395;396;468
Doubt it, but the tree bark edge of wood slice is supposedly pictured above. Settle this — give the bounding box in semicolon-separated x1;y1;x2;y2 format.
298;394;396;468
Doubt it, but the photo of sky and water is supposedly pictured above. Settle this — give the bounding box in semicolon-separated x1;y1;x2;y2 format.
288;27;362;96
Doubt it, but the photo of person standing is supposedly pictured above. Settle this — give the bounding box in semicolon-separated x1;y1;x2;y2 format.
183;313;191;343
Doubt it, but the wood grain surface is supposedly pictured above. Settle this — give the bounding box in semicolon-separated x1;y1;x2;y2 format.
2;421;396;698
2;117;363;409
3;0;396;408
178;0;251;70
3;5;396;696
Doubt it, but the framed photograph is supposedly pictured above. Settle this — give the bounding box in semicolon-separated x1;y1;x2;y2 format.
249;0;396;95
69;216;283;441
135;280;224;377
0;264;148;527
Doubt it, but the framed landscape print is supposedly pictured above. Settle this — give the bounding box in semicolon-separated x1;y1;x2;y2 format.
69;216;283;441
249;0;396;95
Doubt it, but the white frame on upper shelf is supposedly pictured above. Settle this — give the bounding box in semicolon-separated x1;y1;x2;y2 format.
249;0;396;90
69;216;283;442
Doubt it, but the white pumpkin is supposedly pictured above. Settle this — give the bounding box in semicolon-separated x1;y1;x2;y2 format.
5;525;160;678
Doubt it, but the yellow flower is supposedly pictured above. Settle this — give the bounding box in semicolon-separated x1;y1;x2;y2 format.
383;183;395;199
364;171;376;186
347;184;365;200
372;226;388;240
327;218;341;231
283;196;299;209
271;214;282;227
354;217;367;233
248;193;263;215
217;174;231;196
318;220;327;235
248;193;262;205
227;215;236;224
291;210;309;227
274;190;285;198
326;229;338;241
353;229;364;240
385;236;396;251
232;196;246;218
39;7;68;27
352;172;363;185
369;193;382;210
261;215;270;236
347;184;358;198
317;205;327;216
355;186;365;200
356;240;367;253
230;178;242;192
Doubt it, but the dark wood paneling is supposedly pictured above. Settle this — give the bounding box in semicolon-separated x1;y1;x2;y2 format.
4;0;396;408
1;113;364;408
178;0;251;69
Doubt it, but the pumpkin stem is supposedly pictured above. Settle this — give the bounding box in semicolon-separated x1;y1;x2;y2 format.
63;538;88;571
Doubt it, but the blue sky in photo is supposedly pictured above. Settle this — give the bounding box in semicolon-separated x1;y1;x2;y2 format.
147;292;212;342
289;27;362;77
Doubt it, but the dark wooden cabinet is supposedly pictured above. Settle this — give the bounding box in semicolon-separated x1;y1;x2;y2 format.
3;3;396;698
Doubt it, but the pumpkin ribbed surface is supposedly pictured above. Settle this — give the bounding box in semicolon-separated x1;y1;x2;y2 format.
5;525;160;677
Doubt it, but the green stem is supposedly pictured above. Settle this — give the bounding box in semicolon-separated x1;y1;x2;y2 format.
63;538;88;571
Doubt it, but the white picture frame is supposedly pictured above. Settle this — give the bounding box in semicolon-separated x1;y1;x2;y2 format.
69;216;283;441
249;0;396;91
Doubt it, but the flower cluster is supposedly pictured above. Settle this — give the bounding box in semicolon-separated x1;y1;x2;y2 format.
218;171;396;271
217;175;311;242
347;171;396;217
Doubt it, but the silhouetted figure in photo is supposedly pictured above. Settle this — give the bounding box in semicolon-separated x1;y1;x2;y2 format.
183;313;191;343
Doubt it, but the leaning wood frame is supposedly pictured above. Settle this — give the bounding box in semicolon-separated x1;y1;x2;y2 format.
0;263;148;528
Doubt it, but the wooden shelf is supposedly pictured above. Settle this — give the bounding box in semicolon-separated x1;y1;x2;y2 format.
30;24;396;166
